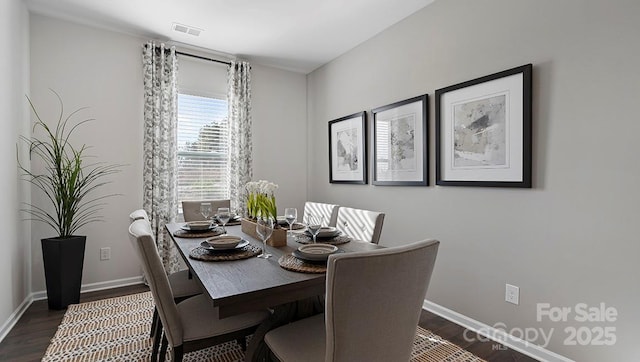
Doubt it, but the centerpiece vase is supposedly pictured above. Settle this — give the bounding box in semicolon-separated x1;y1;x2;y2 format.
241;218;287;247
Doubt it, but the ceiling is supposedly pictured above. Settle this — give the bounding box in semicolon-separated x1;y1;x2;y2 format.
25;0;434;73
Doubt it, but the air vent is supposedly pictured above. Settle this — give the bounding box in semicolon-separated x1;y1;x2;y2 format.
172;23;203;37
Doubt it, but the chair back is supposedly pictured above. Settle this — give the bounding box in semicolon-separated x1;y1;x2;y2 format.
128;219;183;346
325;239;439;362
129;209;149;223
303;201;339;227
335;206;385;244
182;199;231;221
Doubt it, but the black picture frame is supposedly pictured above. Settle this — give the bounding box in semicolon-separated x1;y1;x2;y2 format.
435;64;532;188
372;94;428;186
328;111;367;184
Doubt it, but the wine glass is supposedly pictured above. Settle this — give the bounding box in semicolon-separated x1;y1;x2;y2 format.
217;207;231;234
256;217;274;259
306;214;323;244
284;207;297;235
200;202;212;221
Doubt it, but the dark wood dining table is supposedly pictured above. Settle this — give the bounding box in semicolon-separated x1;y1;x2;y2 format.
166;222;382;361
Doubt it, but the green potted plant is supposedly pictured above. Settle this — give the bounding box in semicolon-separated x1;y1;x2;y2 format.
18;91;121;309
241;180;288;246
245;179;278;220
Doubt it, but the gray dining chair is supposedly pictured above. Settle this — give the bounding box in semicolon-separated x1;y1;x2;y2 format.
128;219;269;362
182;199;231;222
303;201;339;227
335;206;385;244
129;208;149;222
127;210;203;358
265;238;439;362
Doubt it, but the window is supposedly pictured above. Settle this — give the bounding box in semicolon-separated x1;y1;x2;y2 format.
176;93;229;203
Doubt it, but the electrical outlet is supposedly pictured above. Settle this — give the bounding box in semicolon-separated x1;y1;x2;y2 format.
505;284;519;305
100;247;111;261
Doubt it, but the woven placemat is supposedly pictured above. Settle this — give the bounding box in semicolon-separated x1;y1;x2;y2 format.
294;233;351;245
173;227;225;238
189;244;261;261
278;254;327;273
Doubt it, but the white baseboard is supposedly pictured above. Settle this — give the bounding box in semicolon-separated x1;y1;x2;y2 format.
0;296;33;343
0;275;145;343
31;276;145;301
422;300;574;362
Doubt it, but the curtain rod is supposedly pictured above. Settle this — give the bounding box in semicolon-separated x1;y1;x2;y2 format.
176;51;231;66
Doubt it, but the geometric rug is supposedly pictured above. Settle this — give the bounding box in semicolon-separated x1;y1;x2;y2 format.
42;292;486;362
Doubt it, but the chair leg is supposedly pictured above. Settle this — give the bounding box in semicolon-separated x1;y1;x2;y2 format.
150;307;158;337
173;345;184;362
151;319;162;361
159;333;169;362
236;336;247;351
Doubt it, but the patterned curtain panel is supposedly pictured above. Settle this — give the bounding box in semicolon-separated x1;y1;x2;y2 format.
142;42;180;273
228;61;253;216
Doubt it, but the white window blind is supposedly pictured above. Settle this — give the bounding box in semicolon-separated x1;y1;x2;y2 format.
177;93;229;203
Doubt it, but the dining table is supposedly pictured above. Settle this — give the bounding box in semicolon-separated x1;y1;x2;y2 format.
166;221;382;361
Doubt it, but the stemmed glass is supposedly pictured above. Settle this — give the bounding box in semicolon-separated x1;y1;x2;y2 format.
284;207;297;235
306;215;323;244
200;203;212;222
256;217;274;259
217;207;231;234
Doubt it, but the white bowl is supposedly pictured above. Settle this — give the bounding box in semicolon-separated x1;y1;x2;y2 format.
206;235;242;249
297;243;338;260
185;221;213;231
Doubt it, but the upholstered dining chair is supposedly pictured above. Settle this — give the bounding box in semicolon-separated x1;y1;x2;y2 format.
127;210;203;357
303;201;339;227
182;199;231;222
335;206;385;244
129;208;149;222
264;239;439;362
128;219;269;362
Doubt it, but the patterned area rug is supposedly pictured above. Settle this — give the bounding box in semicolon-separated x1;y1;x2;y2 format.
42;292;485;362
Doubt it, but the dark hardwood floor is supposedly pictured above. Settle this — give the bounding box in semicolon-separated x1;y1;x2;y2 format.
0;284;538;361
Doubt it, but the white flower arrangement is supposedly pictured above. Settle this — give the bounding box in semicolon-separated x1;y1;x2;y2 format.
245;180;278;220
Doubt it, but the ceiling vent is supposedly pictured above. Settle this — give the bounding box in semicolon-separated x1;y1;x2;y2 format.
172;23;202;37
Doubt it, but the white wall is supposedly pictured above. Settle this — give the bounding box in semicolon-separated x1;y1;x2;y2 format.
178;55;227;98
28;14;308;292
29;14;146;291
252;64;308;214
306;0;640;360
0;0;30;337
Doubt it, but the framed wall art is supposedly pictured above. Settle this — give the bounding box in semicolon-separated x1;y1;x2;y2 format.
329;111;367;184
435;64;532;187
372;94;428;186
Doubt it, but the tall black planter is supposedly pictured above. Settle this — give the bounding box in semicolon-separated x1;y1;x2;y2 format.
41;236;86;310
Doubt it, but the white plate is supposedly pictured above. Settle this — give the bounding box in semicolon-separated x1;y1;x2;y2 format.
182;221;215;232
297;243;338;261
306;226;340;238
200;239;249;251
